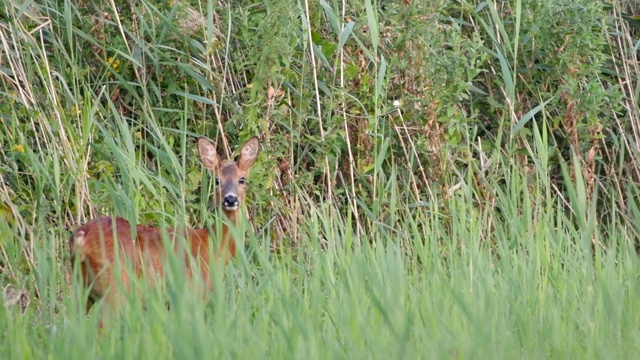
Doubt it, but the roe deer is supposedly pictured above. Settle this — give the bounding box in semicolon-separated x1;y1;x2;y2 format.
69;136;259;312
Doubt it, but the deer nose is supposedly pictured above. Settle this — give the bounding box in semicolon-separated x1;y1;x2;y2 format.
223;195;239;210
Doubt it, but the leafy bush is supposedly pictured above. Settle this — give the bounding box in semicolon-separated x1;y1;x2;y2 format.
2;0;640;357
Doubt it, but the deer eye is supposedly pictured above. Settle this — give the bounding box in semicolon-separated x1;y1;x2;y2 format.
214;177;220;186
239;177;246;185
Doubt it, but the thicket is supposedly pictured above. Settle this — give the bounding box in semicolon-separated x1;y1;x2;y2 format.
2;0;640;356
3;0;639;247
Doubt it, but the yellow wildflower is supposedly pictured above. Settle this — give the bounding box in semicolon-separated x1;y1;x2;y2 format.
71;104;81;115
12;144;25;153
107;56;121;71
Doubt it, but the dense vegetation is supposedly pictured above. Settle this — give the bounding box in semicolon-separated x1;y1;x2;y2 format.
2;0;640;358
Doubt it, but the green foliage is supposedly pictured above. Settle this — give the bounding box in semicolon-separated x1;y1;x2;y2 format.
1;0;640;357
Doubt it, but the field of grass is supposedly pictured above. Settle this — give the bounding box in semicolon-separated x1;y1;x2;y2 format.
2;0;640;358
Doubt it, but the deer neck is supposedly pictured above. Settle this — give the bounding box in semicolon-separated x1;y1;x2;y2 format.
219;208;241;257
221;208;240;226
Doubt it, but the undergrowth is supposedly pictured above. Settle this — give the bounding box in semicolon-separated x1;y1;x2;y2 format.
2;0;640;358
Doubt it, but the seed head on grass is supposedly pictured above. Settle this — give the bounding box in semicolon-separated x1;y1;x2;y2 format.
178;7;205;37
3;285;30;314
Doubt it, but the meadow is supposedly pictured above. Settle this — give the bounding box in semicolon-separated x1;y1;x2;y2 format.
2;0;640;358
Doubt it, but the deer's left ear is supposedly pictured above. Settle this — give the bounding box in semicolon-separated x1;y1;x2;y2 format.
238;137;259;171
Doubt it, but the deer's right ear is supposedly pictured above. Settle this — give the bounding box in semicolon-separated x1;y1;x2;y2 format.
198;137;221;170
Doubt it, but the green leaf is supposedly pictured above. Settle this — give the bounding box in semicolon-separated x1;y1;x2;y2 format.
513;97;554;134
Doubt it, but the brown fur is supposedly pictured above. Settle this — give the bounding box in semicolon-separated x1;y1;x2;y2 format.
69;137;259;312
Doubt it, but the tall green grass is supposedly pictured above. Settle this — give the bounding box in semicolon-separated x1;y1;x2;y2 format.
2;0;640;358
3;158;640;358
